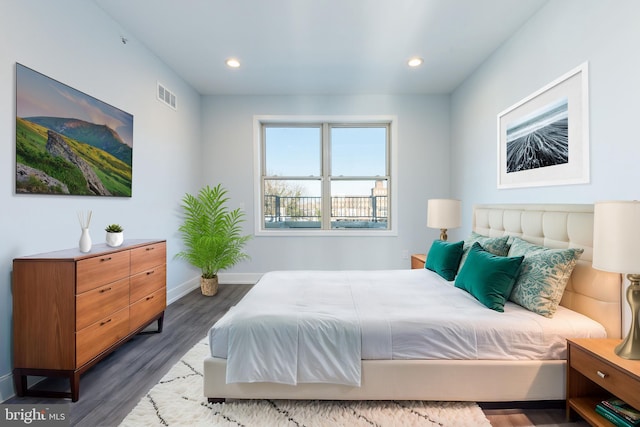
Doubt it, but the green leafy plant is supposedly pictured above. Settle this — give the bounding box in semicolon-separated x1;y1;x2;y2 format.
105;224;123;233
176;184;251;279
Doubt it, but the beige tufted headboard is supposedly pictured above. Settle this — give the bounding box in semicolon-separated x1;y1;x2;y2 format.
472;204;622;338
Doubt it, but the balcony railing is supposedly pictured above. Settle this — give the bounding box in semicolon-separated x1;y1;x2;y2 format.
264;195;388;228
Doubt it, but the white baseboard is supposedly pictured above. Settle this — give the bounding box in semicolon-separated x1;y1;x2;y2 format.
167;273;260;304
167;275;200;305
218;272;262;285
0;371;14;402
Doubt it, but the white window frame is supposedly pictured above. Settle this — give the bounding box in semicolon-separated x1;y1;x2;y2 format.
253;115;398;236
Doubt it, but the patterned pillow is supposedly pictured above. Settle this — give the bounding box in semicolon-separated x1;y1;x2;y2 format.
507;237;584;318
458;232;511;273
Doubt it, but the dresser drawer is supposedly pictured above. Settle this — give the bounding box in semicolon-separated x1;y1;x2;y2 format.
130;264;166;304
76;277;129;330
76;307;129;367
570;345;638;403
131;242;166;275
76;251;130;293
129;288;166;332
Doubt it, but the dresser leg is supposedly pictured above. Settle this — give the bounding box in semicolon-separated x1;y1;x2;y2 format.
157;312;164;333
13;369;26;397
70;372;80;402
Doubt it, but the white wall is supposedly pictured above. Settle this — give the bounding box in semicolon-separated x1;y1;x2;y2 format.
0;0;202;400
202;95;451;276
451;0;640;234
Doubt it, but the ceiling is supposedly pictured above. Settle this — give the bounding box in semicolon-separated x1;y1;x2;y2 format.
94;0;548;96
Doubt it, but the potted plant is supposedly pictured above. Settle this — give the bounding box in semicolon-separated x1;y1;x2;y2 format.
105;224;124;247
176;184;251;296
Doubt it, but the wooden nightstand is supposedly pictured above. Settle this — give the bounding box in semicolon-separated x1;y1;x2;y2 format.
411;253;426;269
567;338;640;426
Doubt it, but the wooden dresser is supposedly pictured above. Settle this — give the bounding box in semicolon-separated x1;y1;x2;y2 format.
12;239;166;401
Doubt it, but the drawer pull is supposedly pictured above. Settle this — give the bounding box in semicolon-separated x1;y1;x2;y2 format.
146;295;154;301
100;318;112;326
597;370;607;379
99;287;112;293
100;257;113;262
146;247;155;251
146;270;155;275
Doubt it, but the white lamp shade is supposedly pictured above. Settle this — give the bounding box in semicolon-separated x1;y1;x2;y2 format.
427;199;461;229
593;200;640;274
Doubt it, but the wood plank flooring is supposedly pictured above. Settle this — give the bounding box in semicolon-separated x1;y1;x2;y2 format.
3;283;589;426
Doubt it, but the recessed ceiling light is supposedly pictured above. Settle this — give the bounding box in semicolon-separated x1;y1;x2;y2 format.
225;58;241;68
407;57;424;67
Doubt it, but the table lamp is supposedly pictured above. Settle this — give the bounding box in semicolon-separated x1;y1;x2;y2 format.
427;199;461;241
593;200;640;359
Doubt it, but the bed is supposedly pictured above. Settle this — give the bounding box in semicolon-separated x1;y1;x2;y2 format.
203;203;622;402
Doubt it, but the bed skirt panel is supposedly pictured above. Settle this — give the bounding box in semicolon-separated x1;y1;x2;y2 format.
203;356;565;402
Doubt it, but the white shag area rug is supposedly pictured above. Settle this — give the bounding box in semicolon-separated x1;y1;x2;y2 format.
120;338;491;427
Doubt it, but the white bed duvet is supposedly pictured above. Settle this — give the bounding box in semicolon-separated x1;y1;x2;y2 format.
209;269;606;386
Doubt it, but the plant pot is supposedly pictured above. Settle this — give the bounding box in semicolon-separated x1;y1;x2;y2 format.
200;276;218;296
106;231;124;247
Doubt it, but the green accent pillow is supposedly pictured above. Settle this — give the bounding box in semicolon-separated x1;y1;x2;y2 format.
458;232;511;273
455;242;524;312
507;237;584;318
425;240;464;281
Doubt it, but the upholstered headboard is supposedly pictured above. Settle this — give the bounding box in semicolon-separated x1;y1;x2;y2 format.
472;204;622;339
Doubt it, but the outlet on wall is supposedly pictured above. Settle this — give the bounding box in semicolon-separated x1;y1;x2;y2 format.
401;249;409;259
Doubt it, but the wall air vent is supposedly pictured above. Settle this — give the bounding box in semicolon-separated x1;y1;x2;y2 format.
157;82;177;110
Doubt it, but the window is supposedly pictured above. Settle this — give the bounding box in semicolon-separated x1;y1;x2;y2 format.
255;116;397;235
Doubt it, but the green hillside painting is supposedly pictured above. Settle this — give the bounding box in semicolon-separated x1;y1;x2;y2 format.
16;63;133;197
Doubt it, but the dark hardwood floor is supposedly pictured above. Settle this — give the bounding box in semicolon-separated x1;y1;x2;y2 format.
3;283;588;427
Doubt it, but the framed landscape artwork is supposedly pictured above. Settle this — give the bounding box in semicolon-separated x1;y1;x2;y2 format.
16;63;133;197
497;62;589;189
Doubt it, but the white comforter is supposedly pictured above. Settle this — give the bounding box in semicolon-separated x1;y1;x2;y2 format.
209;269;607;386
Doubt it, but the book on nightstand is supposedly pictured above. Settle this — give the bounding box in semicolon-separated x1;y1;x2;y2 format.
596;399;640;427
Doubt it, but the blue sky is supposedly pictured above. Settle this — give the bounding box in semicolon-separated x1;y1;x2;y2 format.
16;64;134;147
265;126;387;195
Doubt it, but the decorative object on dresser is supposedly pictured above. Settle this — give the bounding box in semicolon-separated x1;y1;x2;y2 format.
566;339;640;426
176;184;251;296
105;223;124;247
12;239;166;401
593;200;640;359
426;198;461;241
77;210;92;253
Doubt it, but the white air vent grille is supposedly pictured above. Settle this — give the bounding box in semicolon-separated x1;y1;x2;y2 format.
157;82;177;110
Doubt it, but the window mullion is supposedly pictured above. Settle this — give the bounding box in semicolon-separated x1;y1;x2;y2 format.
321;123;331;230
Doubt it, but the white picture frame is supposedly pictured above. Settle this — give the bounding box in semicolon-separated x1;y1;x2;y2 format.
497;62;589;189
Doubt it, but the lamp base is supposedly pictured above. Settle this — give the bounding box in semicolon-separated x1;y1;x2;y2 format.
439;229;448;241
615;275;640;360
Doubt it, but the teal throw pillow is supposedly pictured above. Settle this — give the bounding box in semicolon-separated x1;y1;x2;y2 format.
507;237;584;318
455;242;524;312
425;240;464;281
458;232;511;273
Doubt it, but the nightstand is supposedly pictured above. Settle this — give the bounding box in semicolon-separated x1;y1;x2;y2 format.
566;338;640;426
411;254;426;269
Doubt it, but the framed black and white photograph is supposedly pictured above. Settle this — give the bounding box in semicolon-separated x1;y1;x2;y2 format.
497;62;589;189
